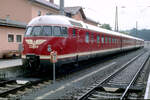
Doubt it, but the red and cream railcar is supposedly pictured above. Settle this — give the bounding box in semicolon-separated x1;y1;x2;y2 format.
22;15;144;70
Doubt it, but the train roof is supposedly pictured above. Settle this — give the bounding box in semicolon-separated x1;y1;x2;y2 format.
28;15;144;41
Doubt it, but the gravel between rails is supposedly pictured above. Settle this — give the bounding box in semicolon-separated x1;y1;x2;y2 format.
107;52;149;86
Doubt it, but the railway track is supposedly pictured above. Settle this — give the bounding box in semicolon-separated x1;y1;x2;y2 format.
0;78;48;99
75;51;150;100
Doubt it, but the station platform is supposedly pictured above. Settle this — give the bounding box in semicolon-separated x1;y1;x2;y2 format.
0;59;23;79
145;73;150;99
0;59;22;69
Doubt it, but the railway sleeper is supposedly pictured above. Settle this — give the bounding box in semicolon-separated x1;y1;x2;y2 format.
98;85;143;93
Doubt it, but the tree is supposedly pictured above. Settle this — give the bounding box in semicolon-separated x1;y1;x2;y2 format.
101;24;112;30
119;31;129;34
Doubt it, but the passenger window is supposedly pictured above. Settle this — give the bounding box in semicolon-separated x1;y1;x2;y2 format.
101;36;104;44
109;37;111;43
42;26;52;36
97;35;100;43
105;36;107;43
62;27;68;36
53;26;61;36
32;26;42;36
91;33;94;43
85;32;89;43
113;38;115;43
25;27;33;36
73;29;76;36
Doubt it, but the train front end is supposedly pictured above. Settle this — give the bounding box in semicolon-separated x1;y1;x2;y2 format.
22;16;69;71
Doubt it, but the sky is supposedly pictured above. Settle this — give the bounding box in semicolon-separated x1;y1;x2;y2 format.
53;0;150;30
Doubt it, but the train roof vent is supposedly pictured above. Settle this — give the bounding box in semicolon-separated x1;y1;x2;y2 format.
69;20;83;27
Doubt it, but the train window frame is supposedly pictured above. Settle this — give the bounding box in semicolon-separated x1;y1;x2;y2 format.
109;37;111;44
97;35;100;44
85;32;89;43
91;33;94;43
61;27;68;37
25;26;33;37
101;35;104;44
53;26;62;36
113;38;115;43
112;38;114;43
42;26;52;36
32;26;42;36
72;29;76;37
105;36;107;44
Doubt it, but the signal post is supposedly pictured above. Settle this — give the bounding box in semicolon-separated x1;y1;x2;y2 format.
50;51;57;83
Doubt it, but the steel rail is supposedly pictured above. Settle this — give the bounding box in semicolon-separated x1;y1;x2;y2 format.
77;51;145;100
0;80;15;86
120;53;150;100
0;78;44;97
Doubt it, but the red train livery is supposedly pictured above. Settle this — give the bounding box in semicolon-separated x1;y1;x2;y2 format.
22;15;144;71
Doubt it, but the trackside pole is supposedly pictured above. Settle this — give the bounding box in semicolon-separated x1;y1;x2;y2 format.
53;63;55;83
50;51;57;84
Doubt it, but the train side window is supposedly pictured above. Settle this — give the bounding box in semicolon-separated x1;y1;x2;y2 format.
113;38;115;43
116;39;118;43
85;32;89;43
62;27;68;36
91;33;94;43
53;26;61;36
109;37;111;44
32;26;42;36
25;27;33;36
105;36;107;43
97;35;100;43
101;36;104;44
112;38;114;43
73;29;76;37
42;26;52;36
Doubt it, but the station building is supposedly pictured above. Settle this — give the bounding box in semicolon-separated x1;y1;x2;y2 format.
0;0;98;58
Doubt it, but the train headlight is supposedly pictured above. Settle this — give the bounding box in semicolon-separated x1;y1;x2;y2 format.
47;45;52;52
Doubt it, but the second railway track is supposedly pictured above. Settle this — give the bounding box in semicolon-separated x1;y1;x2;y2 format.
75;51;150;100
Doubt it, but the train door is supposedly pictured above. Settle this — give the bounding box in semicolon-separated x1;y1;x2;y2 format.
91;33;95;51
97;34;101;50
120;36;123;50
76;29;84;53
85;32;90;52
108;35;112;49
101;34;104;49
73;28;81;63
104;35;108;49
70;28;77;54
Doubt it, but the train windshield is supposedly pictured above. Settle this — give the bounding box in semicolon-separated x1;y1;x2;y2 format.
25;26;67;37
